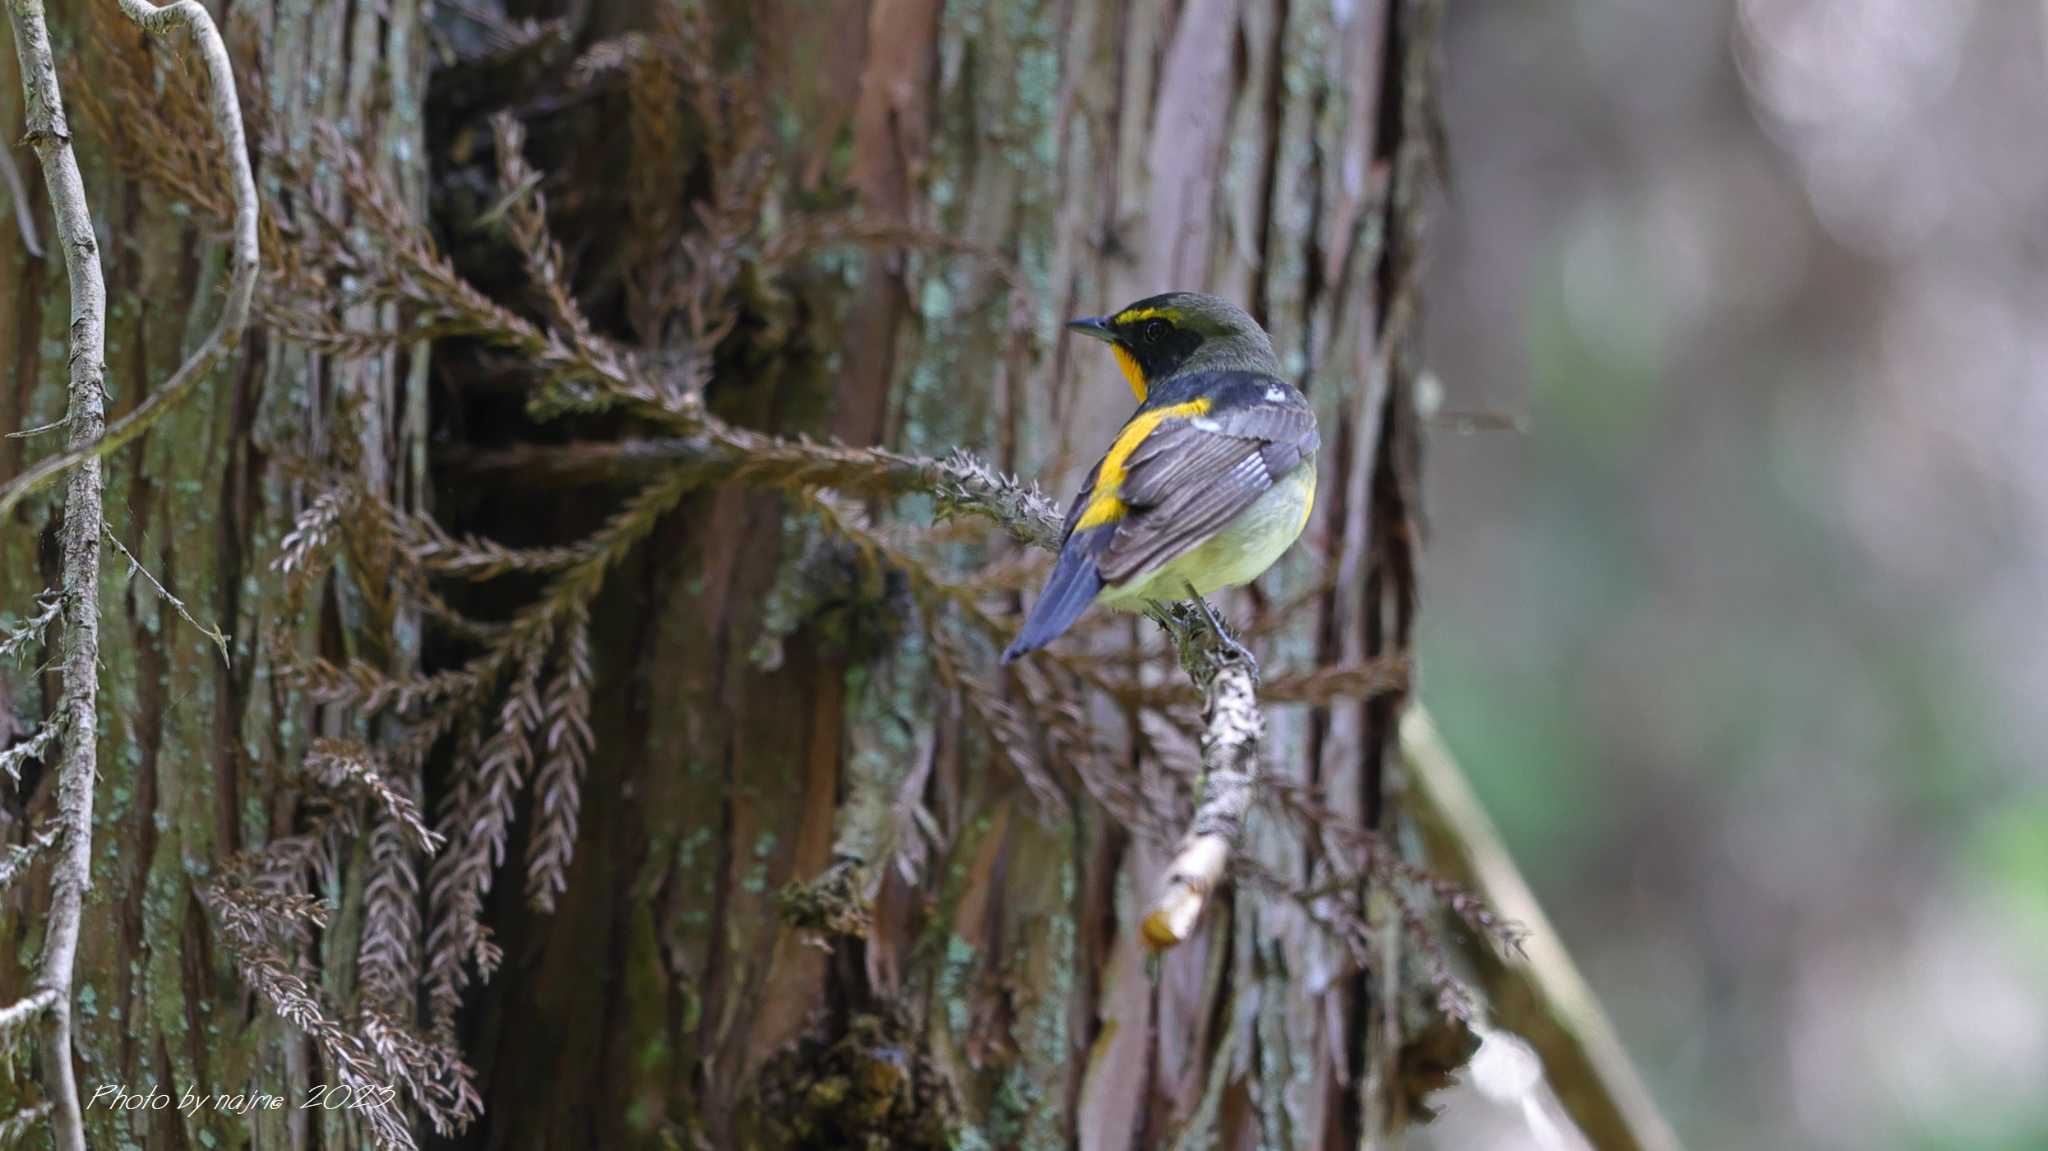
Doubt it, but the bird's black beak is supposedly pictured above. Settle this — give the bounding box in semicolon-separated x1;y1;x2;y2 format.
1066;315;1115;343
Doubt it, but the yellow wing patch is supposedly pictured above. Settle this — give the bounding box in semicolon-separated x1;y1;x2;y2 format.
1073;398;1212;530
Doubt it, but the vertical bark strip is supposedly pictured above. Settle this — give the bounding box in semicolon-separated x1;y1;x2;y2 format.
4;4;105;1146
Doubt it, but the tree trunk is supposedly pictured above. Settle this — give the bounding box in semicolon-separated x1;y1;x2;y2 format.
1;0;1445;1148
452;2;1441;1148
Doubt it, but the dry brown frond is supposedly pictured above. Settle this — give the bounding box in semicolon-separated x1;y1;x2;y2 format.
204;913;430;1150
71;4;236;225
205;806;482;1147
424;640;545;1036
489;113;599;348
1254;777;1526;961
358;1009;485;1138
567;32;648;88
525;604;594;912
411;584;512;646
269;127;697;428
305;738;445;853
359;805;425;1012
276;487;348;594
381;502;587;581
286;469;690;719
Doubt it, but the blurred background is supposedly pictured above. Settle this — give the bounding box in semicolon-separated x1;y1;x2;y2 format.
1420;2;2048;1148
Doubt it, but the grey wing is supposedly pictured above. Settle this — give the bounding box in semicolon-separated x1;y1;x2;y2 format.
1096;404;1319;586
1061;457;1104;539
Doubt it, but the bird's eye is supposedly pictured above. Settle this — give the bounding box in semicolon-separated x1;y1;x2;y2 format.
1141;319;1171;344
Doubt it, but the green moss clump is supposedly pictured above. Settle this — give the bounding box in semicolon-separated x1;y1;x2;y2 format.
749;1013;957;1151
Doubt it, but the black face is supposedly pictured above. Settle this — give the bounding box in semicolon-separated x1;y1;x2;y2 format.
1109;308;1205;381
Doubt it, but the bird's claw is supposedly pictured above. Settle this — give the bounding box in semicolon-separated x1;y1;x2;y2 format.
1183;585;1259;680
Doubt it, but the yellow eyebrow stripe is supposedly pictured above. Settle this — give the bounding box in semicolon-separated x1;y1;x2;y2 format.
1073;398;1212;531
1113;306;1178;325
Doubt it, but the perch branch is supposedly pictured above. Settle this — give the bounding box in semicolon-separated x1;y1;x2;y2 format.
6;2;106;1146
0;0;259;520
1401;706;1684;1151
1141;651;1263;949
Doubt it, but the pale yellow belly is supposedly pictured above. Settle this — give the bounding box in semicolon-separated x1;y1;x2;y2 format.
1096;463;1317;610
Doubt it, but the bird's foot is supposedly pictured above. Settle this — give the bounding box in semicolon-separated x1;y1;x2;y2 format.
1182;584;1259;680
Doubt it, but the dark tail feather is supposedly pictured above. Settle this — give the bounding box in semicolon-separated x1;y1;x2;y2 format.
1002;548;1104;663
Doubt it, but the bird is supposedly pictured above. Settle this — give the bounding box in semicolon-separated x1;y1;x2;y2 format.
1002;291;1319;665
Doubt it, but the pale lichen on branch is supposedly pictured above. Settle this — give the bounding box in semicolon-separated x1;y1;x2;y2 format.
1141;652;1264;948
6;0;110;1143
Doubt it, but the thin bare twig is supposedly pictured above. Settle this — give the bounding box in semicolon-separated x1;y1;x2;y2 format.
0;0;260;520
4;415;66;439
104;524;230;665
5;3;106;1144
